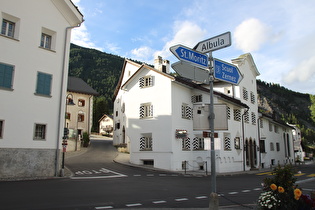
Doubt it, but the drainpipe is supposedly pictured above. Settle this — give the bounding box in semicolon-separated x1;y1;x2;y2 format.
55;22;83;177
242;107;249;171
257;114;263;169
88;95;93;135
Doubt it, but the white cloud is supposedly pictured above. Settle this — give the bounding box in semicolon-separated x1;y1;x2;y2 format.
131;46;154;63
284;55;315;83
154;21;206;60
234;18;271;52
71;23;103;51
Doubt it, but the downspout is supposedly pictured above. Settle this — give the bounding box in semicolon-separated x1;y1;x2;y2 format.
242;107;249;171
257;114;263;169
55;22;83;177
88;95;93;135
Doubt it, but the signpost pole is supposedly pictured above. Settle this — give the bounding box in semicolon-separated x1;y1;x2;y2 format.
208;52;219;209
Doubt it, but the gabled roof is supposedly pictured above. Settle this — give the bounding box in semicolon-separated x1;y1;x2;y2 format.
52;0;84;26
98;114;113;122
121;63;174;90
232;53;260;77
67;76;98;96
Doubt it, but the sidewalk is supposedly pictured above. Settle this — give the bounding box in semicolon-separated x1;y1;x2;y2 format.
113;152;269;177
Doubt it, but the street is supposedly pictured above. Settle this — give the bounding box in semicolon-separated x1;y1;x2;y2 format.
0;136;314;209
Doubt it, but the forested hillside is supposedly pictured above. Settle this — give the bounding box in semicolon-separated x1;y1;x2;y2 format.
68;44;315;151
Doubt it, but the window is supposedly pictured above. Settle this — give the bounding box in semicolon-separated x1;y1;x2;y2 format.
226;106;231;120
140;134;152;151
269;122;273;132
0;120;3;138
233;109;241;121
235;137;240;149
34;124;46;140
244;111;249;123
270;142;274;151
0;63;14;89
140;103;153;119
224;133;231;150
274;125;278;133
259;118;264;128
251;112;256;125
182;138;191;150
191;95;202;103
243;87;248;101
65;112;71;120
250;92;255;104
35;72;52;96
40;33;51;49
78;99;85;107
1;19;15;38
78;112;84;122
276;142;280;151
139;76;153;88
39;28;56;51
259;139;266;153
181;103;192;120
193;137;204;150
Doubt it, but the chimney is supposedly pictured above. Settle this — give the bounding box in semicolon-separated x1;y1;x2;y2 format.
154;56;170;74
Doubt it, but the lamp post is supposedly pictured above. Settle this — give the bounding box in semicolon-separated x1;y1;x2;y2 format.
60;94;75;177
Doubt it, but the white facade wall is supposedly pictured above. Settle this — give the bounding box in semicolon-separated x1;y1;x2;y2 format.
114;54;297;173
0;0;82;178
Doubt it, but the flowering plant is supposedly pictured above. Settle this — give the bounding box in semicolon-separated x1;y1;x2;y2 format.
257;164;315;210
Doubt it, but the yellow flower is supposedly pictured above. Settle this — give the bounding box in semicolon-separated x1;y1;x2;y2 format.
278;186;285;193
270;184;277;191
294;188;302;200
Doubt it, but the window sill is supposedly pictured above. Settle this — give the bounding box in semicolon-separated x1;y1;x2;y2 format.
0;34;19;41
38;46;56;53
0;87;14;91
34;93;52;98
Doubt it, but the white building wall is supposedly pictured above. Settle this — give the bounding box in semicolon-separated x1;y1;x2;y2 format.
0;0;82;178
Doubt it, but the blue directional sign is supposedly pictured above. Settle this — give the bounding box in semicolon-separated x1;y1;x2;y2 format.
213;58;243;85
170;44;208;69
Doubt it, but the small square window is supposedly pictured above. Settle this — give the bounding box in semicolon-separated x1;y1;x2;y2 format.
78;99;85;107
40;33;52;49
1;19;15;38
78;113;84;122
34;124;46;140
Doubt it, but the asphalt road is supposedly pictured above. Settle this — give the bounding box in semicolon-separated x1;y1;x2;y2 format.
0;137;314;210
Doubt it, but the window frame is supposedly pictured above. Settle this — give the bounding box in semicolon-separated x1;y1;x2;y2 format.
140;134;153;151
1;19;15;38
0;62;14;90
181;103;192;120
78;99;85;107
39;27;56;51
35;72;52;97
0;120;4;139
140;103;153;119
34;123;47;140
1;13;20;40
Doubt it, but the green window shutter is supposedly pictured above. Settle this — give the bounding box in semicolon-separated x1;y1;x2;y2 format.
0;63;13;89
36;72;52;96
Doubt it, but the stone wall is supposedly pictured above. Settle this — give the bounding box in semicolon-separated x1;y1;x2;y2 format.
0;148;59;179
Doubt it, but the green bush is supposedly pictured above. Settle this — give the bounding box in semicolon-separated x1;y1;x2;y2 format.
82;132;90;147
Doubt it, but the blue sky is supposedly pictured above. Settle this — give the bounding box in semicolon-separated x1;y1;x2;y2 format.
71;0;315;94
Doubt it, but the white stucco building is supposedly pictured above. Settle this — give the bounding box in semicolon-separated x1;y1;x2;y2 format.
0;0;83;178
113;54;297;173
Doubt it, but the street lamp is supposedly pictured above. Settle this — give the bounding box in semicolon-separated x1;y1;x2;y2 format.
60;93;75;177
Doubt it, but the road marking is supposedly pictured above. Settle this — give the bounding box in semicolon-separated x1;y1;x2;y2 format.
175;198;188;201
159;174;167;176
253;188;262;191
72;168;127;179
126;203;142;207
228;192;239;195
256;172;273;175
196;196;208;199
296;177;315;184
153;200;166;204
133;174;141;177
95;206;113;209
307;174;315;177
241;190;251;193
147;174;154;176
294;173;306;176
